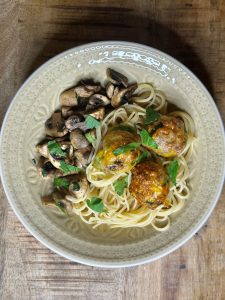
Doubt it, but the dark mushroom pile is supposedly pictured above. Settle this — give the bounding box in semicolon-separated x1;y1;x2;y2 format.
35;68;138;213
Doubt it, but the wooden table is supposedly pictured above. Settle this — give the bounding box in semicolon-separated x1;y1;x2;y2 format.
0;1;224;299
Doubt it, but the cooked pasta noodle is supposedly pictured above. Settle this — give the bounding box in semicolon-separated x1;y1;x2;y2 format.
65;83;195;231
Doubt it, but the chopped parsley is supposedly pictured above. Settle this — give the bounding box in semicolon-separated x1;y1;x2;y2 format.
47;140;66;159
113;176;129;196
85;131;96;144
144;107;160;125
167;160;179;185
113;142;140;156
86;197;105;213
60;161;81;174
85;115;101;129
53;177;70;189
140;129;158;149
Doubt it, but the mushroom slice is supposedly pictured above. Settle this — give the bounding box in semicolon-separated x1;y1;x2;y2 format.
70;129;89;149
37;158;63;178
89;94;110;107
74;146;92;166
111;83;137;108
75;86;94;98
36;143;48;158
80;79;101;93
106;68;128;87
52;191;73;212
60;88;78;107
65;115;81;132
106;82;115;99
62;106;74;118
45;112;68;137
68;121;89;133
88;107;105;120
69;175;89;199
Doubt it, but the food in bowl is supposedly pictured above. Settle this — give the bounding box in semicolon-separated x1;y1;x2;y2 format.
35;68;195;231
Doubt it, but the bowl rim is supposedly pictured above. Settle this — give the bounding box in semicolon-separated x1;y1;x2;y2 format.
0;40;225;268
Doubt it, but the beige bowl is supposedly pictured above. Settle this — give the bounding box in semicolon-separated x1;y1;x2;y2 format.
0;41;224;267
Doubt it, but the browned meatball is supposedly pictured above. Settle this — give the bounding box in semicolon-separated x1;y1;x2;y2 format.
97;128;140;173
146;115;187;158
129;161;169;209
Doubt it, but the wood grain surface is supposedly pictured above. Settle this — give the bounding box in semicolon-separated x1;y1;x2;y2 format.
0;1;225;299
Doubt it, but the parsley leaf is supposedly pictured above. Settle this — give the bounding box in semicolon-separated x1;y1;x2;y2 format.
87;197;105;213
112;125;136;134
135;150;150;164
113;142;140;156
113;176;128;196
47;140;66;159
144;107;160;125
140;129;158;149
85;131;96;144
167;160;179;185
60;161;81;174
53;177;70;188
85;115;101;129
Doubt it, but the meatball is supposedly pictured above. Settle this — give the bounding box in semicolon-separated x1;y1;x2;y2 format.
100;128;140;173
129;161;169;209
146;115;187;158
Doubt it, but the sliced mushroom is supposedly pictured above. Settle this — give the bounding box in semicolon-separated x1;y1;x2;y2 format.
74;146;92;166
70;129;90;149
62;106;74;118
36;143;48;158
37;157;63;178
111;83;137;108
69;175;89;199
106;68;128;87
65;115;81;132
52;191;73;213
75;86;94;98
68;121;88;133
89;94;110;107
45;112;68;137
41;195;56;207
106;82;115;99
60;88;78;107
80;79;101;93
88;107;105;120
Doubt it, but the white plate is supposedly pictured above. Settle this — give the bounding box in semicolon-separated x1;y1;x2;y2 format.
0;41;224;267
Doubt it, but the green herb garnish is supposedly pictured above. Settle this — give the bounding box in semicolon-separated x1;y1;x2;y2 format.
85;115;101;129
113;176;129;196
167;160;179;185
47;140;66;159
87;197;105;213
113;142;141;156
85;131;96;144
53;177;70;189
135;150;150;164
60;161;81;174
144;107;160;125
112;125;136;134
140;129;158;149
72;182;80;191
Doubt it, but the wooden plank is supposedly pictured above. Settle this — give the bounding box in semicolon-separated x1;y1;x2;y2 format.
0;1;225;299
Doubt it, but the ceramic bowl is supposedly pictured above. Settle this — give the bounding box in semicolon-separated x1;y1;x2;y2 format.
0;41;224;267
